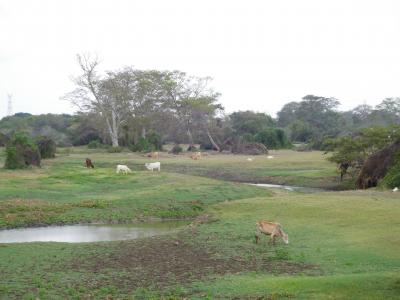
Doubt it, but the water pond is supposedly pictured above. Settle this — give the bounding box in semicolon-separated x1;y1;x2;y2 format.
247;183;325;193
0;220;188;243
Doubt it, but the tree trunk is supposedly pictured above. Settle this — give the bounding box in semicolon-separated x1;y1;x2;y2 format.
206;128;220;152
106;114;119;147
141;126;146;139
187;121;194;147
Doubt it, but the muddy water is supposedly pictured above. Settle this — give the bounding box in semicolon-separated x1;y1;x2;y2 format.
0;221;188;243
247;183;325;193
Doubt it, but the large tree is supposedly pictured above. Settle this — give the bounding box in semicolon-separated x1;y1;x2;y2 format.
64;54;130;147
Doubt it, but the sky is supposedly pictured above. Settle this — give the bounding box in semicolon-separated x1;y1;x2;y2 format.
1;0;400;119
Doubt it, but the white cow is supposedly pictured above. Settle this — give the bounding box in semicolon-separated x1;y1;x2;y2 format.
247;158;253;162
145;162;161;172
267;155;274;159
116;164;132;174
393;187;398;192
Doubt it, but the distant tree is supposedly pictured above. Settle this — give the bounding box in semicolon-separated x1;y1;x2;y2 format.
352;104;373;124
230;111;275;135
277;102;301;127
64;54;129;147
376;97;400;116
289;120;313;142
276;95;343;145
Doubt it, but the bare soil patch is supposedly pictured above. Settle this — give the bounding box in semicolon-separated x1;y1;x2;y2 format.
70;236;318;291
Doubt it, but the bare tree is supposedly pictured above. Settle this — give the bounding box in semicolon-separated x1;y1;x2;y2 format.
64;54;129;147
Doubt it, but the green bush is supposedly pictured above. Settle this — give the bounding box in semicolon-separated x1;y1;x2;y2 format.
87;140;102;149
255;128;290;149
5;133;41;169
130;137;153;152
381;152;400;188
170;144;183;154
36;136;56;159
107;146;123;153
146;132;163;151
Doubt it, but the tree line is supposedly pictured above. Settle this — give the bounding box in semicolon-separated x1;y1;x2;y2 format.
1;55;400;154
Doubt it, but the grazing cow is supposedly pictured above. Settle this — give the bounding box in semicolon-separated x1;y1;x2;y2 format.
190;152;202;160
146;151;159;159
247;158;253;162
85;158;94;168
393;187;398;192
267;155;274;159
116;164;132;174
255;221;289;245
145;162;161;172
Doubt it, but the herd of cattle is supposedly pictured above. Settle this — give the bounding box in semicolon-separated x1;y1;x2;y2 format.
84;151;290;245
84;151;205;174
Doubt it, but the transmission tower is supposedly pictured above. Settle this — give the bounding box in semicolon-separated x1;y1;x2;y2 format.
7;94;13;116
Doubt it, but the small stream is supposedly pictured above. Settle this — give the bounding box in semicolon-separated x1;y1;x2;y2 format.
0;221;188;244
247;183;325;193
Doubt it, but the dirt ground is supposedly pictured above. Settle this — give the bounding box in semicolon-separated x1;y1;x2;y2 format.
70;236;318;292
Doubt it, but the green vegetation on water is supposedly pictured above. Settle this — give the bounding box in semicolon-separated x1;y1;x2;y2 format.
0;149;399;299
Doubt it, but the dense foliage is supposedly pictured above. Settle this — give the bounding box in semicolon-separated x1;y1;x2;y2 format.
5;133;41;169
36;136;56;159
381;153;400;188
1;61;400;155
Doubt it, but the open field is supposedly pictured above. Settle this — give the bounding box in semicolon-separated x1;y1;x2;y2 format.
0;149;399;299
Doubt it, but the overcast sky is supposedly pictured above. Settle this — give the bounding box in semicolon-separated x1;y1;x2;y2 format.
1;0;400;118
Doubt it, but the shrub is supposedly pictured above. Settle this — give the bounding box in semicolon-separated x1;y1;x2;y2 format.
5;133;41;169
107;146;123;153
380;151;400;189
87;140;102;149
130;133;163;152
147;132;163;151
170;144;183;154
254;128;291;150
130;138;153;152
36;136;56;159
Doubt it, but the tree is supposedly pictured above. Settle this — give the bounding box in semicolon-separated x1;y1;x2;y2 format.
170;75;222;150
36;136;56;159
277;95;343;144
376;97;400;116
64;54;129;147
277;102;300;127
352;104;373;124
230;111;275;135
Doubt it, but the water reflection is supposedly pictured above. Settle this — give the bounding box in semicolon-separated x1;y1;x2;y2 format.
0;221;188;243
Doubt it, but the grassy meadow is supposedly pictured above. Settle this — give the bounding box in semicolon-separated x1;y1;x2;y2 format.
0;148;399;299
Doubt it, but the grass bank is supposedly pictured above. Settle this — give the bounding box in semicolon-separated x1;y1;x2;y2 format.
0;149;398;299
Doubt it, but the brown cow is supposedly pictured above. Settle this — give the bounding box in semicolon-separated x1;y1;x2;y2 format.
255;221;289;244
85;158;94;168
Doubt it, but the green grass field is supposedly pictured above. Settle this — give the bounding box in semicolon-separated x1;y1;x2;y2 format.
0;149;399;299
